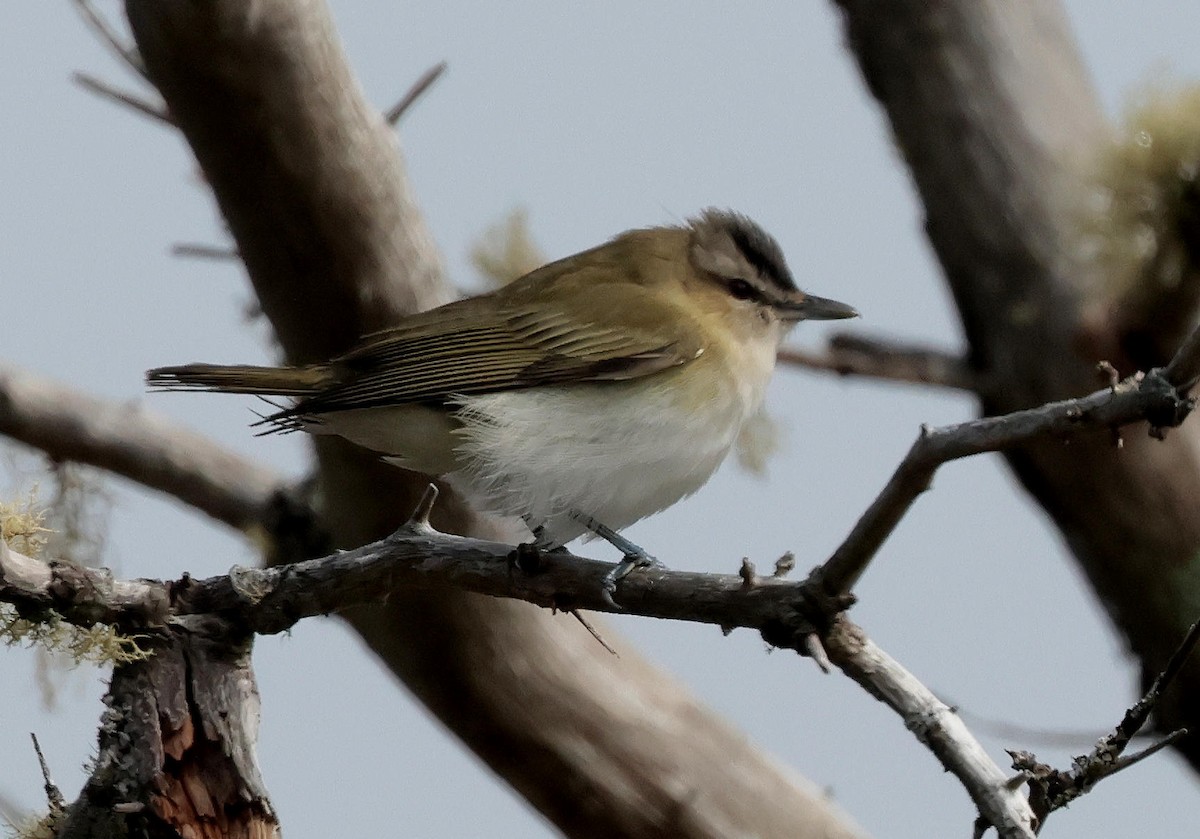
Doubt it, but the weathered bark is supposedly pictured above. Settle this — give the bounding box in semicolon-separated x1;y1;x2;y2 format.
834;0;1200;761
119;0;864;836
60;619;277;839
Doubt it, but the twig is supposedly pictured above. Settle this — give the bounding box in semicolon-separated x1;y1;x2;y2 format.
31;733;65;814
71;0;148;79
946;701;1135;750
172;242;241;261
1010;619;1200;829
385;61;448;125
72;72;172;124
778;333;975;391
822;357;1196;593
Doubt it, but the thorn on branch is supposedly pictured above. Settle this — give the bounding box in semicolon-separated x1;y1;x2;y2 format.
802;634;832;673
1096;360;1120;391
404;483;439;532
739;558;757;589
772;552;795;578
569;609;618;656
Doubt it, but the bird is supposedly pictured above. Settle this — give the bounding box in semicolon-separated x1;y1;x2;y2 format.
147;209;857;594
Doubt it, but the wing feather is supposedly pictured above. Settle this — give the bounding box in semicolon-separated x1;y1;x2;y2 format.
279;286;703;419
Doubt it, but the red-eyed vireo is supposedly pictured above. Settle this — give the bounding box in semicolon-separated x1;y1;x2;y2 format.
148;209;856;594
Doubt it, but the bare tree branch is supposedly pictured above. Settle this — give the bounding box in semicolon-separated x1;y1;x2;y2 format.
823;619;1037;839
778;333;975;391
1011;620;1200;828
72;72;171;124
71;0;147;79
0;364;285;534
823;358;1196;593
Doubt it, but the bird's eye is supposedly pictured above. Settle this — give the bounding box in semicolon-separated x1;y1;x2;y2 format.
727;279;755;300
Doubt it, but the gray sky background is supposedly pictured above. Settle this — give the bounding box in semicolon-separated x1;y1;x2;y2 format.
4;2;1200;837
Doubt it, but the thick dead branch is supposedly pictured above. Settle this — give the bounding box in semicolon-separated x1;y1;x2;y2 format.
58;617;277;839
0;365;289;533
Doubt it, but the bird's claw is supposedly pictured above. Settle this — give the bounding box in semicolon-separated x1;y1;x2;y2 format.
600;551;663;609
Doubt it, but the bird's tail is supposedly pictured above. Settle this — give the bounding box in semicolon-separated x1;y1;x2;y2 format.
146;363;332;396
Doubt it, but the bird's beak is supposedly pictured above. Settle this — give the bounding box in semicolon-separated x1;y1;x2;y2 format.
779;292;859;322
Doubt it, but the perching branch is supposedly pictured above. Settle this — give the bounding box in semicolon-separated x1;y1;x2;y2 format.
0;494;812;642
6;485;1180;839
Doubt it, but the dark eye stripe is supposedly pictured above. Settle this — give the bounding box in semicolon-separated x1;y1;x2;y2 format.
728;221;797;292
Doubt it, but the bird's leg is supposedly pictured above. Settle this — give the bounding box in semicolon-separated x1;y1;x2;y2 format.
569;512;665;600
510;517;569;575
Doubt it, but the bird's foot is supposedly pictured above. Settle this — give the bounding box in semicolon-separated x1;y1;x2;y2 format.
603;548;661;586
563;511;669;608
599;548;665;610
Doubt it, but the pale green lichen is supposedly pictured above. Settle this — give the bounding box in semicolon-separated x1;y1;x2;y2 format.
0;489;50;558
2;491;152;667
0;606;152;666
469;207;547;287
1081;83;1200;297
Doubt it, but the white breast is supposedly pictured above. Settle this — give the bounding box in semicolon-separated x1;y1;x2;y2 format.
449;335;777;547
